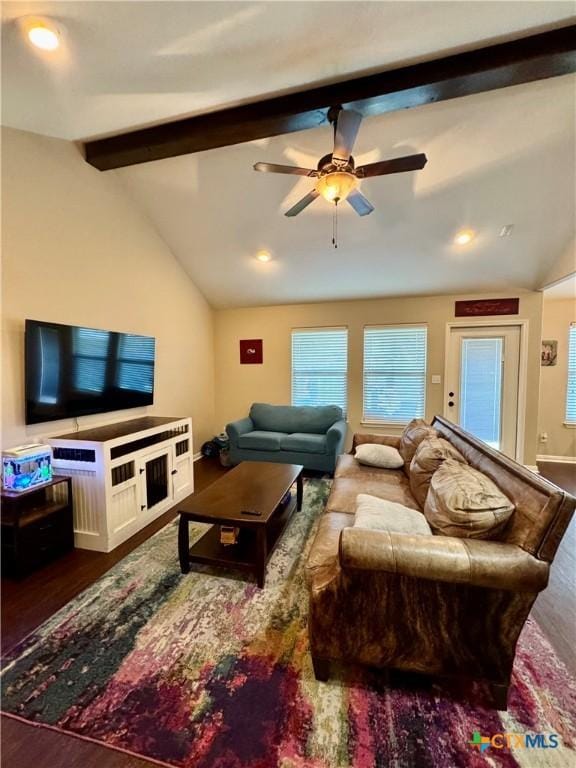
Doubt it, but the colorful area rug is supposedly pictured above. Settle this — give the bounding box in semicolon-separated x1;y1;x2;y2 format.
2;478;575;767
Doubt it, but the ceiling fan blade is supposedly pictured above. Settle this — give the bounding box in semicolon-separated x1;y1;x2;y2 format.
254;162;318;177
356;153;427;178
347;189;374;216
285;189;320;217
332;109;362;164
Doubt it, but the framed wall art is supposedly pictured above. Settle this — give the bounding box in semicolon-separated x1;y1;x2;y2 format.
239;339;263;364
541;340;557;366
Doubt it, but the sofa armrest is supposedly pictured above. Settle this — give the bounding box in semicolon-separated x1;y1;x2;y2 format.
226;417;254;447
351;433;401;452
326;419;348;455
339;528;549;592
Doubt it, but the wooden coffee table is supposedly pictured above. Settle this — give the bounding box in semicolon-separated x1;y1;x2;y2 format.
177;462;303;588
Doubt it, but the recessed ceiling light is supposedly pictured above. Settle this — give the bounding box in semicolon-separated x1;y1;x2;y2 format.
255;250;272;263
453;229;476;246
22;17;60;51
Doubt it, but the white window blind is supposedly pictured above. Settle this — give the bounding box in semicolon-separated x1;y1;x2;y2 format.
291;328;348;412
116;334;155;394
566;323;576;424
363;325;427;424
460;337;503;448
73;327;110;393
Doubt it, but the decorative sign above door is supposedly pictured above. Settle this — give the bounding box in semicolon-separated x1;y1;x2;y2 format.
454;298;519;317
239;339;263;364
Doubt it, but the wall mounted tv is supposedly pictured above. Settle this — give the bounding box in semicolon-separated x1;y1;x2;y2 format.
25;320;155;424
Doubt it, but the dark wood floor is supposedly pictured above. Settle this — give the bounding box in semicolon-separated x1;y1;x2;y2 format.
532;461;576;675
1;458;574;768
1;458;228;768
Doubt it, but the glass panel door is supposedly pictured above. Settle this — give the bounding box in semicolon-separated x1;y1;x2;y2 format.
460;338;503;449
446;325;521;458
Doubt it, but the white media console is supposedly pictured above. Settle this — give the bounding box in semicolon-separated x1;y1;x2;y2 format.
49;416;193;552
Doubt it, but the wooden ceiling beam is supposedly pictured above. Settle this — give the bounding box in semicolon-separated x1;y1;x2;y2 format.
84;24;576;171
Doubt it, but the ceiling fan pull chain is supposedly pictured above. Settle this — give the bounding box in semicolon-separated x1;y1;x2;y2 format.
332;201;338;249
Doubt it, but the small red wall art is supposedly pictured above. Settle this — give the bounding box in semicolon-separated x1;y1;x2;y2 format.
239;339;263;364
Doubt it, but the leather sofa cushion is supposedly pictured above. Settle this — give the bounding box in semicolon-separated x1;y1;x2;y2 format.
355;443;404;469
399;419;437;473
425;459;515;539
306;511;353;590
281;433;327;454
327;477;420;515
409;437;467;508
249;403;343;434
335;454;405;482
237;430;285;451
355;494;432;535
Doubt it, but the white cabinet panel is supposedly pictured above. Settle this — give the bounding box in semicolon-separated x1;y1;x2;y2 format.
50;417;193;552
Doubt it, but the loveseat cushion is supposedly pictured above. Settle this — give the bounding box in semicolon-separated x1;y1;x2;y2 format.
399;419;438;473
409;437;467;508
250;403;343;435
355;443;404;469
281;433;327;454
424;459;515;539
354;494;432;535
237;430;285;451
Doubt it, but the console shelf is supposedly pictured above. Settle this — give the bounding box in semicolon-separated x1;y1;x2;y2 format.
48;416;193;552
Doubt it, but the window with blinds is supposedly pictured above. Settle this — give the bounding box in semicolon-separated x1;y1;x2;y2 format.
116;334;155;394
73;327;110;393
363;325;427;424
291;328;348;412
566;323;576;425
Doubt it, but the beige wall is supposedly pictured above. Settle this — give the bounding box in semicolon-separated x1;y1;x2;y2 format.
215;291;543;464
537;297;576;459
540;238;575;288
1;127;215;451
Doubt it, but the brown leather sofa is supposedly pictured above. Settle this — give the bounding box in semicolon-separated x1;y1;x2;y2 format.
305;416;575;709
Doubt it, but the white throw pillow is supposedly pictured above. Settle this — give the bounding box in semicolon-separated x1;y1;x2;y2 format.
354;494;432;535
355;443;404;469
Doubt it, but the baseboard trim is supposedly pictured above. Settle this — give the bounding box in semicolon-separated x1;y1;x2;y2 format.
536;455;576;464
193;452;202;462
524;465;539;474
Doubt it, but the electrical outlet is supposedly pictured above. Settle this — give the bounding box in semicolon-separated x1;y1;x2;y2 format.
431;375;441;384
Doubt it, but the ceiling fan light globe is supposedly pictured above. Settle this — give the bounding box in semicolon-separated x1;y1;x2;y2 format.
316;172;357;203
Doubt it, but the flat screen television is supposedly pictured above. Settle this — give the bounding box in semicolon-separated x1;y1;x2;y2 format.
25;319;155;424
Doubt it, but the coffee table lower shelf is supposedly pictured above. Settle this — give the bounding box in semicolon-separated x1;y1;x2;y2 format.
179;496;297;588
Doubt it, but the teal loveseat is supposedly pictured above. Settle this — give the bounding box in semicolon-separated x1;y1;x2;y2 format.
226;403;347;473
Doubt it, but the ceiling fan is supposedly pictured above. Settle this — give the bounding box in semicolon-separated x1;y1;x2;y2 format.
253;106;427;218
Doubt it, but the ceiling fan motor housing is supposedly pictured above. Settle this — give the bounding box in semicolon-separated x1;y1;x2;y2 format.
317;153;355;175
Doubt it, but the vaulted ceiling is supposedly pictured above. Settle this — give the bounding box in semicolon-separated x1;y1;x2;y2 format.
2;2;575;308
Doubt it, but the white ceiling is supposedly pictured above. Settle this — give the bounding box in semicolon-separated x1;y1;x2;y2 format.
2;1;575;139
2;2;575;309
117;74;576;307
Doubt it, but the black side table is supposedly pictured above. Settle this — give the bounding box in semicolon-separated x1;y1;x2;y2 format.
1;476;74;578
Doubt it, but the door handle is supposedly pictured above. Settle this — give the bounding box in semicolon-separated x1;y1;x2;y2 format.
140;504;146;511
448;401;455;407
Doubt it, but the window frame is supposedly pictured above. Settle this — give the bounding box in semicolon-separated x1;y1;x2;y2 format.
565;322;576;427
362;323;428;427
291;326;349;413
